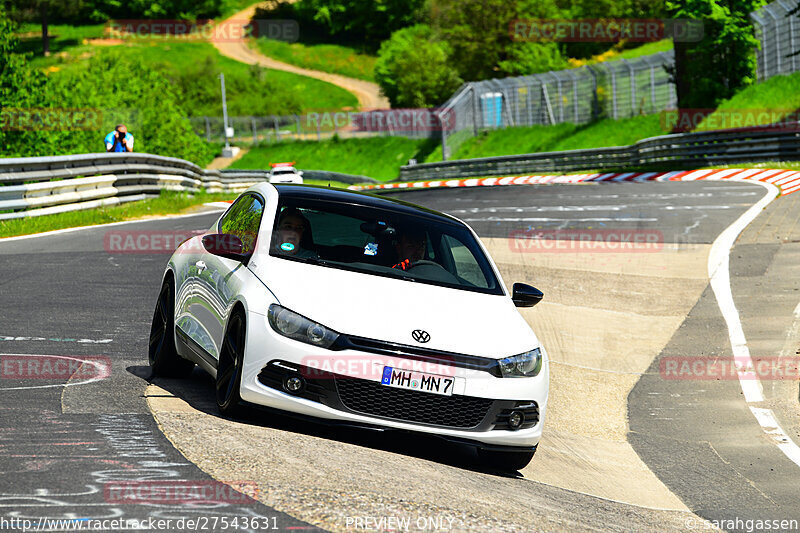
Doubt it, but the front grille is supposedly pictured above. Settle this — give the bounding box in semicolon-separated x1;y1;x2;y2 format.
335;376;493;429
493;401;539;430
335;335;501;376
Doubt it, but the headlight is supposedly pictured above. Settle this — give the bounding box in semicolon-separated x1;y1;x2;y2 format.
498;348;542;378
268;304;340;349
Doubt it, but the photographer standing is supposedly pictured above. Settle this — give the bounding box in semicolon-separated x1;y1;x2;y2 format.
104;124;134;152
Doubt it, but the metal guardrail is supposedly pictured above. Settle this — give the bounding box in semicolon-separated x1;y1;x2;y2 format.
398;126;800;181
0;152;376;220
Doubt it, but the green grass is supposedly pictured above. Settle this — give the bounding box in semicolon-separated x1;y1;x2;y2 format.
694;72;800;131
36;39;358;115
18;24;106;66
252;38;377;81
424;115;669;162
0;191;239;239
230;136;436;181
614;40;673;61
133;40;358;113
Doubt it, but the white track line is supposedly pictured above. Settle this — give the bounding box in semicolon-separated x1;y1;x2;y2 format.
0;208;227;243
749;407;800;466
0;353;110;391
708;179;800;469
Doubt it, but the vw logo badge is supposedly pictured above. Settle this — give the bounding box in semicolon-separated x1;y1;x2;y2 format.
412;329;430;343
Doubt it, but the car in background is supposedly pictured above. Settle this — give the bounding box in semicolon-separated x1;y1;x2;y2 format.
148;184;549;471
268;162;303;184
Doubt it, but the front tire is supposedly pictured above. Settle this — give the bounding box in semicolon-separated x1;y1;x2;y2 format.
149;278;194;378
216;311;246;416
478;446;537;471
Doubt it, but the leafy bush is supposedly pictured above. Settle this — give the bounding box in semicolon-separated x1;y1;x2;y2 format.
374;25;462;108
0;7;49;155
669;0;763;109
254;0;426;52
1;26;215;164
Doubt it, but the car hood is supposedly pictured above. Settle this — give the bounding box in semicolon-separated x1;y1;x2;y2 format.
252;258;539;358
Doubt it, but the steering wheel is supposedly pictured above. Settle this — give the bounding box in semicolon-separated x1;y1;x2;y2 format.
407;259;444;270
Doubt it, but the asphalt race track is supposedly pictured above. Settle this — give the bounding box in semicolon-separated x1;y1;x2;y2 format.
1;180;799;532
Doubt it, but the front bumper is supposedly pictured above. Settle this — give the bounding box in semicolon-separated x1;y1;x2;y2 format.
240;313;549;448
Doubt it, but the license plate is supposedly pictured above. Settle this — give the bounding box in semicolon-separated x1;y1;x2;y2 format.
380;366;454;396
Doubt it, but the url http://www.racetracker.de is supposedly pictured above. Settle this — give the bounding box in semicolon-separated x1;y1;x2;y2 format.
0;515;280;532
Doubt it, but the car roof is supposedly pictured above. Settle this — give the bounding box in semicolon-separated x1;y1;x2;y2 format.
267;184;462;225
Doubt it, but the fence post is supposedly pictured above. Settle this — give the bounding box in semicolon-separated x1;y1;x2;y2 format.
251;117;257;146
568;71;579;123
649;66;656;112
751;12;768;81
610;68;618;120
295;114;301;141
620;59;636;116
541;84;555;125
440;111;449;161
468;86;477;135
764;5;781;75
549;73;564;123
273;116;281;142
776;0;797;73
587;67;600;121
525;83;533;126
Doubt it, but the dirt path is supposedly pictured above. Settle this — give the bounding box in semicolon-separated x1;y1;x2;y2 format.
212;3;389;110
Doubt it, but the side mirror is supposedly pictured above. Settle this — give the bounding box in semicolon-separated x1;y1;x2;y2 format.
512;283;543;308
202;234;248;262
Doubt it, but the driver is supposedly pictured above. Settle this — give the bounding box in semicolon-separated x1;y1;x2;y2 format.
392;230;426;270
273;207;317;259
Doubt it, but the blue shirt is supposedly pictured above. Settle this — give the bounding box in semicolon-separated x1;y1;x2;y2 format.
105;131;134;152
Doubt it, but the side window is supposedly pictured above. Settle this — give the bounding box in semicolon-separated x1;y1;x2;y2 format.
219;195;264;254
442;235;488;288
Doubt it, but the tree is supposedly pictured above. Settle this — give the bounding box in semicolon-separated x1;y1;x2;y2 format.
374;25;462;108
667;0;765;109
0;5;48;154
6;0;81;56
429;0;566;80
256;0;426;51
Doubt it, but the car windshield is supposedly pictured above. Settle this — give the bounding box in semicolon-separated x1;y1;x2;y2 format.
268;197;503;295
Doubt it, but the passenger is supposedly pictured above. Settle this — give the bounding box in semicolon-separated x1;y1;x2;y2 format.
392;230;426;270
274;207;317;259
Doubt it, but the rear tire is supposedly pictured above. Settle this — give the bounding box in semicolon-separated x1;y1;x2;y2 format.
216;311;246;417
149;278;194;378
478;446;536;471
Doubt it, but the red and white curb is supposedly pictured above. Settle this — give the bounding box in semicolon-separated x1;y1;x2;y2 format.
350;169;800;196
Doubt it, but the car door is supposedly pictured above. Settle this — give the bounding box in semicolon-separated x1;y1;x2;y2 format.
188;193;265;362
